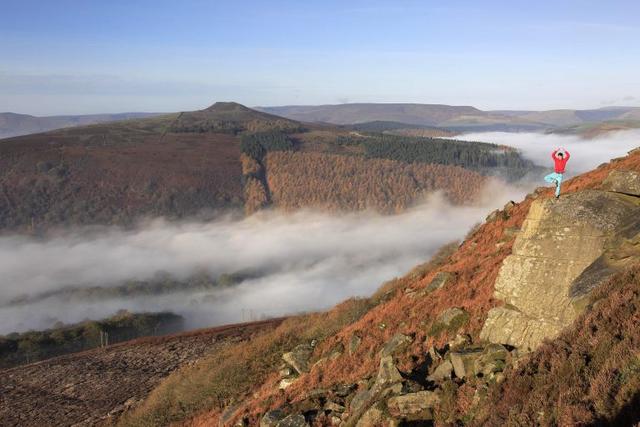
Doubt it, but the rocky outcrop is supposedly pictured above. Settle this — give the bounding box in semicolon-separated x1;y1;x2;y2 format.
429;307;469;336
276;414;309;427
450;348;484;379
425;271;454;292
379;333;413;357
279;342;316;389
387;391;440;421
261;409;286;427
602;169;640;196
481;184;640;351
282;344;314;375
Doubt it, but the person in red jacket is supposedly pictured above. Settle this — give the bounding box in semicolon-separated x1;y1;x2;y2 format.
544;148;570;198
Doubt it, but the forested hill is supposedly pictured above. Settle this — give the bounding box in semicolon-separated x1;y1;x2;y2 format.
0;102;535;232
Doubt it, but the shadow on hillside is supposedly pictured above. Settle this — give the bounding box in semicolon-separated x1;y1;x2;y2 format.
592;390;640;426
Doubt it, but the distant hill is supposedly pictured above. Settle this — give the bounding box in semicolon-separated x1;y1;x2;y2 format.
258;103;545;132
549;119;640;138
346;120;456;137
0;111;160;139
258;103;640;133
0;102;536;232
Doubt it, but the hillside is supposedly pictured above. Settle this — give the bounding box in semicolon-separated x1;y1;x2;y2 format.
0;112;160;139
258;103;640;133
258;103;544;132
0;102;534;233
110;146;640;426
549;119;640;138
265;151;485;212
346;121;456;138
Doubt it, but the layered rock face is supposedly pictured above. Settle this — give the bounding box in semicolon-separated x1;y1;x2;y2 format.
481;174;640;351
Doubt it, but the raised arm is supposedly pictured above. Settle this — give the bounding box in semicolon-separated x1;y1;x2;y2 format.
552;149;559;159
564;150;570;160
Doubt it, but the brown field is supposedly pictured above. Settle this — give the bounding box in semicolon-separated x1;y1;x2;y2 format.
0;318;285;427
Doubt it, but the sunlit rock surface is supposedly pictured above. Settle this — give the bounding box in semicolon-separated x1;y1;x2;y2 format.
481;186;640;350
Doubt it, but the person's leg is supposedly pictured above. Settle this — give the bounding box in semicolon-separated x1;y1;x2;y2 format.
544;173;557;185
555;173;563;197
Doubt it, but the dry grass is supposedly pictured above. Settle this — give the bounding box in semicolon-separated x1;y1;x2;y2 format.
118;299;373;427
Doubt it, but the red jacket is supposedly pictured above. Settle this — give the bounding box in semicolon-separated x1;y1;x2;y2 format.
552;149;570;173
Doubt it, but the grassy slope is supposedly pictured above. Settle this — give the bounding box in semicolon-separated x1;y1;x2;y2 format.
120;147;640;426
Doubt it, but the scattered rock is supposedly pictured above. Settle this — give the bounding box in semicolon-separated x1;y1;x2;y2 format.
401;379;425;393
276;414;309;427
324;401;346;413
261;409;286;427
356;403;398;427
379;333;413;357
349;357;405;418
437;308;468;328
279;378;296;390
450;348;484;379
329;343;344;360
485;209;502;222
503;200;516;214
333;383;355;397
430;308;469;336
349;387;373;414
474;344;509;377
348;334;362;355
373;356;404;392
427;360;453;382
602;169;640;196
279;366;295;378
282;343;314;374
427;346;442;364
425;271;453;292
387;390;440;421
447;333;471;350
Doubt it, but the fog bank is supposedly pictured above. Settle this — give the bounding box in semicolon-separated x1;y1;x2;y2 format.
0;183;527;334
458;129;640;177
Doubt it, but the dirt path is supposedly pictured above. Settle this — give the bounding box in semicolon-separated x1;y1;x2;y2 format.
0;318;285;427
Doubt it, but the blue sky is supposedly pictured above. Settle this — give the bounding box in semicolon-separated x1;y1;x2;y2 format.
1;0;639;115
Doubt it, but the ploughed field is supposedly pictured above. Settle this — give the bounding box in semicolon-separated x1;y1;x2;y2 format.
0;318;284;427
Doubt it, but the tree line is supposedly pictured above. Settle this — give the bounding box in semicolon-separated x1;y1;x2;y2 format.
352;134;534;172
0;311;184;369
